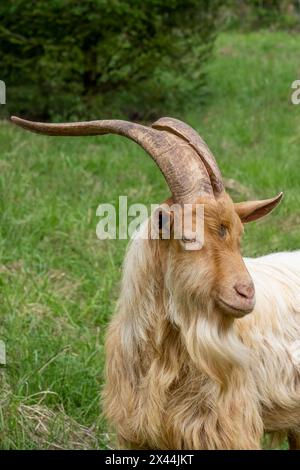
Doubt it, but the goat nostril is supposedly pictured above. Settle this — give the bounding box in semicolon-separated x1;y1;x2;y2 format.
234;283;255;300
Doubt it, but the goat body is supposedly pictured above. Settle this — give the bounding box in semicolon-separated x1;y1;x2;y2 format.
10;114;296;450
104;231;300;450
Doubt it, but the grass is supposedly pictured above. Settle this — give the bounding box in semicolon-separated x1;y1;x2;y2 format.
0;31;299;449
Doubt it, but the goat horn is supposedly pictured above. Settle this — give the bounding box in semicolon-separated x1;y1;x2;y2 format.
11;116;213;204
152;117;224;196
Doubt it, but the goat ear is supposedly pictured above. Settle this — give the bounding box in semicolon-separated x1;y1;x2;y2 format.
234;192;283;224
151;205;174;239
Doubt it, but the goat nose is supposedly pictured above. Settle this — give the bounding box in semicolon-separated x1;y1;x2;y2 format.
234;282;255;300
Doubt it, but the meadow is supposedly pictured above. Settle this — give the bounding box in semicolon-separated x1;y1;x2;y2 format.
0;31;299;449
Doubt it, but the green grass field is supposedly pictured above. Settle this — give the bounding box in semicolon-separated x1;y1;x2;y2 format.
0;31;299;449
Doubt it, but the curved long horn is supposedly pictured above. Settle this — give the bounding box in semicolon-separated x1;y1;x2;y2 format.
152;117;224;196
11;116;213;204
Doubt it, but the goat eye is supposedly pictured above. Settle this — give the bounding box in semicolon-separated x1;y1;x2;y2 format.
219;224;227;239
182;236;197;243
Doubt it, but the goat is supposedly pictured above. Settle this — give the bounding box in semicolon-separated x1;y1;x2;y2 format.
11;115;300;450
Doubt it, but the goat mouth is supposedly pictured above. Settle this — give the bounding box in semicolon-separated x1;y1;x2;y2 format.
217;297;254;317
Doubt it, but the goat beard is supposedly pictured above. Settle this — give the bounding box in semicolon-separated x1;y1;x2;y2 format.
167;291;250;385
122;235;250;387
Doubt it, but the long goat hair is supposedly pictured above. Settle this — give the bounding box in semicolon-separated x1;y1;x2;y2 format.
104;227;300;449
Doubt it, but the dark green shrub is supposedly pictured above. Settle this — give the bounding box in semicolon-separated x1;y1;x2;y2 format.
0;0;224;121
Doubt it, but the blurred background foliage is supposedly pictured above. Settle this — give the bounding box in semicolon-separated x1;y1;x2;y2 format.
0;0;299;122
0;0;223;121
222;0;300;30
